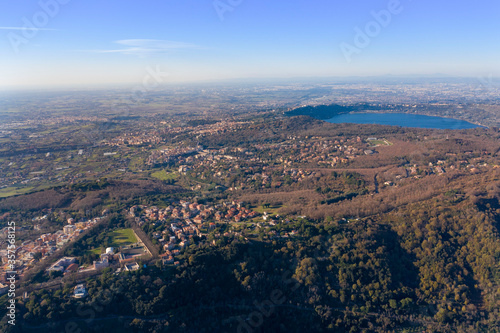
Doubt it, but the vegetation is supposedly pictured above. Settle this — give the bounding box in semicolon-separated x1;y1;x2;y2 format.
150;170;179;181
6;199;500;332
1;111;500;332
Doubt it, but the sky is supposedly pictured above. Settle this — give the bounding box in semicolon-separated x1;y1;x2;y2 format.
0;0;499;89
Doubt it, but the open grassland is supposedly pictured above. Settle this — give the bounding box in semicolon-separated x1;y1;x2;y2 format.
108;228;138;247
0;186;35;198
151;169;179;181
252;204;282;215
86;228;138;255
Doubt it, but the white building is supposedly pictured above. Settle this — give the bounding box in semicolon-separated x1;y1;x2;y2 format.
47;257;76;273
74;284;88;298
93;257;109;270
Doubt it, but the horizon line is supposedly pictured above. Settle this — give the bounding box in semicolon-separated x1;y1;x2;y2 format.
1;74;498;93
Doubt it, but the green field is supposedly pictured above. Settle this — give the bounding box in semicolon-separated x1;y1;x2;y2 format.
108;228;138;247
151;169;179;181
87;228;138;255
0;186;35;198
0;182;63;199
88;248;102;255
252;204;282;215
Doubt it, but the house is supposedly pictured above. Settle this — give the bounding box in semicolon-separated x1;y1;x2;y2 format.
65;263;79;274
63;225;76;235
162;256;174;265
47;257;76;273
74;284;88;298
124;262;140;271
163;243;175;251
93;257;109;270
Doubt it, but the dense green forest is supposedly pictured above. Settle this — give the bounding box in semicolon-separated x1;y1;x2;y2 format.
3;190;500;332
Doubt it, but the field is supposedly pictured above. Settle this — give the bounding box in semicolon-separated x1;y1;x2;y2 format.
368;139;392;146
87;228;138;255
151;169;179;181
251;204;282;219
88;248;102;255
0;186;35;198
108;228;138;247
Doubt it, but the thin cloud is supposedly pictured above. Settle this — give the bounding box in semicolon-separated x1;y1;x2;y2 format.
87;39;201;56
0;26;57;31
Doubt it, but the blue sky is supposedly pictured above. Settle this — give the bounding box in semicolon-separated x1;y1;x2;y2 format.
0;0;499;89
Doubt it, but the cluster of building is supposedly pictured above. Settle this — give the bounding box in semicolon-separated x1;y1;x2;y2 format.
0;216;103;283
377;154;498;187
0;149;90;191
269;137;369;167
130;200;259;264
186;121;245;136
149;136;379;193
133;200;258;226
47;257;79;274
46;240;149;276
147;146;202;166
105;131;163;146
106;120;245;151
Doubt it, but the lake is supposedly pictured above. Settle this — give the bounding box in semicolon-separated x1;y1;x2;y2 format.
326;113;483;129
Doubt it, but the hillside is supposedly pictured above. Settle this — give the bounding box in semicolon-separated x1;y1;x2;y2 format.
1;117;499;333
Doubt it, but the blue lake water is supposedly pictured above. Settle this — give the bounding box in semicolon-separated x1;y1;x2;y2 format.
326;113;483;129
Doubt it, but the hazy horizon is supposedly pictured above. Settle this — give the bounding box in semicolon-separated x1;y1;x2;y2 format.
1;74;499;93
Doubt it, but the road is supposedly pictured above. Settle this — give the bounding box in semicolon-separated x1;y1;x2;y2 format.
131;223;159;258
